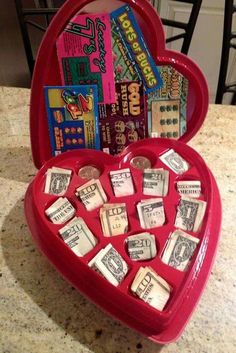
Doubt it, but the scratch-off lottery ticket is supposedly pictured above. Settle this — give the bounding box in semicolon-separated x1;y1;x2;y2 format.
99;81;147;155
44;85;100;156
148;66;188;138
56;13;116;104
111;5;162;93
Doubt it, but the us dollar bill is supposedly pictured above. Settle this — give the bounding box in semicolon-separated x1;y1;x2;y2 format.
161;229;199;271
59;217;97;256
175;196;207;232
137;198;165;229
159;149;189;174
88;244;128;286
176;180;201;198
100;203;128;236
131;266;171;311
110;168;134;197
45;197;76;224
143;168;169;196
75;179;107;211
126;232;157;260
45;167;72;196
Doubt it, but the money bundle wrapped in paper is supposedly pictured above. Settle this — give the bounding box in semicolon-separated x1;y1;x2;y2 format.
175;197;207;232
44;167;72;195
131;266;171;311
176;180;201;198
88;244;128;286
126;233;157;261
75;179;107;211
143;168;169;196
137;198;165;229
162;229;199;271
100;203;128;236
160;149;189;174
45;197;76;224
110;168;134;197
59;217;97;256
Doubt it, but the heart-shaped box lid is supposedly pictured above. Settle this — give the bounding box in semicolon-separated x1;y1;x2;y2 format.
30;0;209;169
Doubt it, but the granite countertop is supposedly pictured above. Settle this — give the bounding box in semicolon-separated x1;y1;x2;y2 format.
0;86;235;353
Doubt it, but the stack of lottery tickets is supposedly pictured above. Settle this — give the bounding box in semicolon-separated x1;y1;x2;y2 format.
44;4;189;157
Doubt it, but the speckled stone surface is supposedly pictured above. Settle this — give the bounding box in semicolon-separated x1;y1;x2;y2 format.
0;87;235;353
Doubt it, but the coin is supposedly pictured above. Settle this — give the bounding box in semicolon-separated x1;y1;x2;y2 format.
78;166;101;180
130;156;151;170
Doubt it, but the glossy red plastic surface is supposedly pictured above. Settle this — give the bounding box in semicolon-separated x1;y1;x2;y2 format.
30;0;209;169
24;138;221;343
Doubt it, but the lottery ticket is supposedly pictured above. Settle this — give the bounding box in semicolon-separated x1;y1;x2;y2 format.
56;13;115;104
99;81;148;155
44;85;100;156
111;5;162;93
148;65;188;138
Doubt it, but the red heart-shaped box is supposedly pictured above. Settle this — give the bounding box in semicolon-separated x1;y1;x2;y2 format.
25;0;221;344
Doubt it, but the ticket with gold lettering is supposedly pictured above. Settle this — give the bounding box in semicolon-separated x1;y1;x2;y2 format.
111;5;162;93
56;13;116;104
99;81;148;155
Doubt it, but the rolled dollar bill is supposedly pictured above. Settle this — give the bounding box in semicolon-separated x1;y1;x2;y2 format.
143;168;169;196
162;229;199;271
126;232;157;260
110;168;134;197
175;196;207;232
88;244;128;286
176;180;201;198
100;203;128;236
59;217;97;256
45;197;76;224
131;266;171;311
75;179;107;211
137;198;165;229
44;167;72;196
160;149;189;174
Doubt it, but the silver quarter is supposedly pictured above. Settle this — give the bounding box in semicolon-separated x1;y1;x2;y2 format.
78;166;101;180
130;156;151;170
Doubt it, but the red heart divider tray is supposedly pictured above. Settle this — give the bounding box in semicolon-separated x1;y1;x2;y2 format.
25;138;221;343
25;0;221;344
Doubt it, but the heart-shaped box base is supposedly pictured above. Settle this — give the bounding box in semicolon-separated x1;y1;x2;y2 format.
25;138;221;343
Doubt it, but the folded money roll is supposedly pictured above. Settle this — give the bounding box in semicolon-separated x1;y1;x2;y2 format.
110;168;135;197
131;266;171;311
44;167;72;196
88;244;129;286
100;203;128;237
175;197;207;233
126;233;157;261
75;179;107;211
137;198;165;229
160;149;189;174
59;217;97;256
143;168;169;196
45;197;76;224
161;229;200;271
